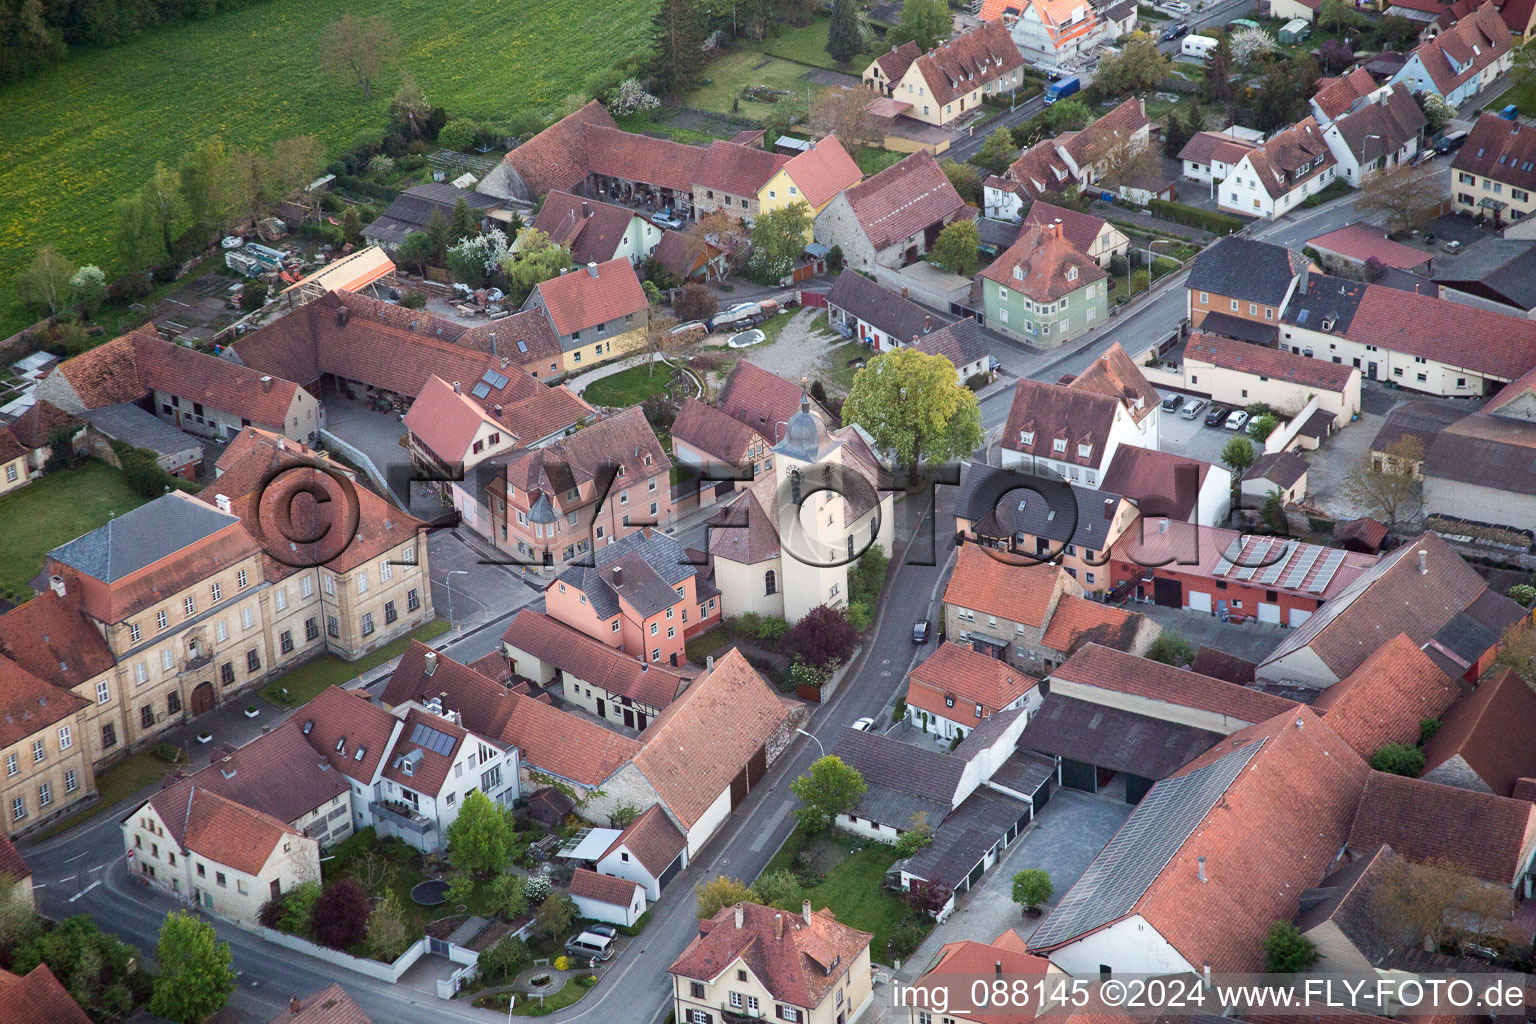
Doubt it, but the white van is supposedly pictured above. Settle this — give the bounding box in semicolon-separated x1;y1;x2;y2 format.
1181;35;1219;60
565;931;616;963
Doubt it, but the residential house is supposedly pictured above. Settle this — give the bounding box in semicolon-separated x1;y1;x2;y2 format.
1421;666;1536;795
79;403;204;479
376;701;519;853
6;400;81;478
1181;332;1362;427
981;0;1102;67
1178;129;1261;191
1307;222;1434;278
670;397;774;485
530;190;663;267
275;986;374;1024
1319;83;1426;187
981;221;1109;345
0;964;92;1024
361;183;503;249
522;259;650;374
1185;235;1307;332
1271;0;1325;21
1000;342;1158;483
1218;117;1337;219
1099;446;1231;526
1500;0;1536;39
293;685;403;838
905;641;1041;740
1257;532;1527;688
1307;632;1461;760
905;933;1058;1024
649;229;729;284
1422;364;1536;532
813;150;972;270
1310;67;1380;125
1391;2;1513;106
1028;707;1369;975
864;41;921;97
1240;450;1310;504
954;464;1141;584
37;326;320;445
0;429;29;495
570;867;646;926
913;318;991;383
707;398;894;623
860;22;1026;128
717;360;825;444
669;901;873;1024
982;98;1151;218
594;802;688;899
691;141;790;224
1450;113;1536;227
0;658;94;837
1279;270;1536;396
943;542;1084;669
1037;593;1157;667
500;607;688;736
825;269;951;353
404;373;593;483
1433;237;1536;316
545;528;719;668
757;135;863;239
1020;200;1129;266
477;100;620;205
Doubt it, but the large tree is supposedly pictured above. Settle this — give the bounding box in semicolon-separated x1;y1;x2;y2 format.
1092;35;1168;97
652;0;707;95
929;218;981;276
887;0;951;52
809;87;881;150
826;0;864;65
16;246;77;318
1341;436;1423;526
446;789;518;876
149;912;235;1024
695;876;758;919
177;137;233;235
11;915;137;1020
312;881;371;951
977;127;1020;174
790;755;867;832
321;14;400;100
1355;161;1442;234
502;227;573;303
842;347;984;480
1262;921;1319;974
748;200;813;284
939;159;980;205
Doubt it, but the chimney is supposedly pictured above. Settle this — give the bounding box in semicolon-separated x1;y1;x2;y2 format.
214;493;232;514
452;381;461;394
706;655;714;672
494;404;503;416
1203;963;1212;990
582;200;591;218
48;575;66;599
1196;856;1207;883
641;661;648;673
1299;264;1310;295
337;307;350;327
735;904;745;929
901;287;910;299
1418;549;1428;574
1103;497;1115;520
424;650;438;676
924;314;932;333
587;262;599;278
802;900;813;925
612;565;624;587
775;913;784;939
260;375;273;394
642;525;653;540
290;996;303;1016
1296;716;1305;730
995;960;1003;979
489;333;498;356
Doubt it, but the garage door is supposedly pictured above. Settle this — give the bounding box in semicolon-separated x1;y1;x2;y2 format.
1153;577;1182;608
1289;607;1313;627
1187;591;1212;613
1258;603;1281;624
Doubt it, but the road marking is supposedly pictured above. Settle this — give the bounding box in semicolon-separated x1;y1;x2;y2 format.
69;880;101;903
63;851;89;863
751;802;793;852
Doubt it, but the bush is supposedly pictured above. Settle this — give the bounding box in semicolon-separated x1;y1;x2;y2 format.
150;742;185;764
1419;718;1442;744
891;699;906;724
312;881;371;951
781;605;860;668
1011;869;1054;912
675;283;718;323
1147;198;1244;235
1371;742;1425;777
576;973;599;988
478;936;530;982
523;874;551;904
1146;630;1194;667
845;601;872;632
554;955;571;971
399;290;429;309
849;547;889;605
888;920;927;961
616;911;651;936
239;279;269;312
756;616;790;642
1508;583;1536;606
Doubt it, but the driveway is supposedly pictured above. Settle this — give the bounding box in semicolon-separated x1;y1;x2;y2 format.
1135;602;1286;664
896;789;1133;978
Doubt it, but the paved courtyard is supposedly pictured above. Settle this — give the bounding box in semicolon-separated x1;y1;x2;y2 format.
1135;602;1286;664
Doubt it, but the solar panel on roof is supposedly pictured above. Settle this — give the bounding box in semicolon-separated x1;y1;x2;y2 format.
1258;542;1296;585
481;369;498;384
1279;543;1323;589
471;382;492;399
1306;549;1347;594
1234;538;1274;580
493;372;510;388
409;721;456;755
1212;536;1244;577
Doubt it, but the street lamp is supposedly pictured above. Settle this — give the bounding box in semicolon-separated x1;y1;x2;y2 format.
1362;133;1382;181
795;728;825;757
445;570;469;633
1127;238;1182;300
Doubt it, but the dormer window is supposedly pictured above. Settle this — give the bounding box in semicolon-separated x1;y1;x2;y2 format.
1067;266;1078;282
1020;430;1034;445
335;737;346;753
945;695;955;707
1013;265;1024;281
1078;443;1091;459
1053;438;1067;453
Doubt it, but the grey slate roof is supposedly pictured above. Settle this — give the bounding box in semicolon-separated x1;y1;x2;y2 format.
49;493;240;584
914;318;989;369
1433;238;1536;312
81;403;204;458
825;269;949;346
832;727;965;808
956;464;1126;551
977;217;1021;250
1029;735;1267;949
1020;694;1221;780
902;787;1029;887
555;529;697;619
1282;273;1368;333
1193;311;1279;346
1187;237;1307;308
1432;589;1526;664
1245;450;1309;489
1369;400;1462;455
362;184;502;247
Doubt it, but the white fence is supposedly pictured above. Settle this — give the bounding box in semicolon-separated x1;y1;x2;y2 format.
260;929;429;983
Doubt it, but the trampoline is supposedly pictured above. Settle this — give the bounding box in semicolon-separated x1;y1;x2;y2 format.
410;879;449;906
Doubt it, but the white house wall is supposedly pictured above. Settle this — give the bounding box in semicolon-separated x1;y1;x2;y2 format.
1043;914;1195;977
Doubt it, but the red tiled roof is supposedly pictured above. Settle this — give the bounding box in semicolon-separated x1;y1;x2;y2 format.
504;100;618;198
1007;137;1075;199
381;706;466;794
458;308;568;377
402;375;505;463
133;332;302;428
1313;67;1379;121
1185;332;1359;392
1410;3;1512;96
1309;633;1460;758
841;150;969;253
981;222;1105;302
0;589;115;690
1422;667;1536;796
782;135;862;209
181;787;305;876
1452;112;1536;193
906;641;1039;721
909;22;1026;107
1051;643;1297;726
0;656;89;749
0;964;92;1024
873;41;922;83
0;427;30;466
1178;130;1259;167
669;902;872;1008
1002;378;1120;469
1021;200;1110;255
632;650;795;827
50;327;153;408
501;406;667;500
1099;447;1214;522
650;229;710;279
7;400;80;451
1239;117;1335;200
601;802;685;876
570;866;643;907
671;397;767;465
0;833;28;881
532;190;646;266
718;360;814;436
273;984;374;1024
1060;97;1149;170
503;608;687;709
531;258;648;336
1040;594;1147;655
919;936;1053;1024
583;124;705;193
1498;0;1536;34
945;542;1068;628
1348;770;1536;885
1306;223;1432;271
300;686;400;785
1066;342;1157;422
694;141;789;198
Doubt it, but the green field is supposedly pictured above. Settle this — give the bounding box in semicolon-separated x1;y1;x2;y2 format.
0;0;659;340
0;460;150;602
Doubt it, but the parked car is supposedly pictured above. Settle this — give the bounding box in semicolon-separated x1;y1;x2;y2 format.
1160;0;1191;12
913;619;931;643
1225;409;1251;431
1161;393;1182;412
565;932;616;963
1410;149;1435;167
1180;398;1208;419
1443;240;1463;254
1435;130;1468;154
853;717;876;732
1498;104;1520;121
1205;403;1230;427
651;210;685;230
586;924;617;938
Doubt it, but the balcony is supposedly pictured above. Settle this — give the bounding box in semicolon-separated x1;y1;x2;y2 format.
721;1007;766;1024
370;800;434;836
181;652;214;674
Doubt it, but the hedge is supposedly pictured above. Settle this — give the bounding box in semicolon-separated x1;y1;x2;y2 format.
1147;199;1244;235
332;174;402;204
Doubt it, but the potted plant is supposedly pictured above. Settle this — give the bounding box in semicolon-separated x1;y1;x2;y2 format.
1012;869;1054;917
244;704;260;718
196;730;213;744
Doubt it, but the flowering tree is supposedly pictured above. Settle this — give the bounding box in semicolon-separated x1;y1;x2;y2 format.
609;78;661;116
1230;27;1278;67
445;228;515;286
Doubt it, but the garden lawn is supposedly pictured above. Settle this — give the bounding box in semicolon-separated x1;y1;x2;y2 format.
0;460;150;603
1491;81;1536;117
854;147;904;176
0;0;659;340
259;619;450;707
684;51;817;121
826;341;870;393
751;17;873;72
685;628;736;664
581;364;677;407
760;826;921;962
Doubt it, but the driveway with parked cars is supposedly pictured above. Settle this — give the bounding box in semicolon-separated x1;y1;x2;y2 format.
1156;389;1241;466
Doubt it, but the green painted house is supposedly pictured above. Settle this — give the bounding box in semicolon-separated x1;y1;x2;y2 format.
980;222;1108;348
